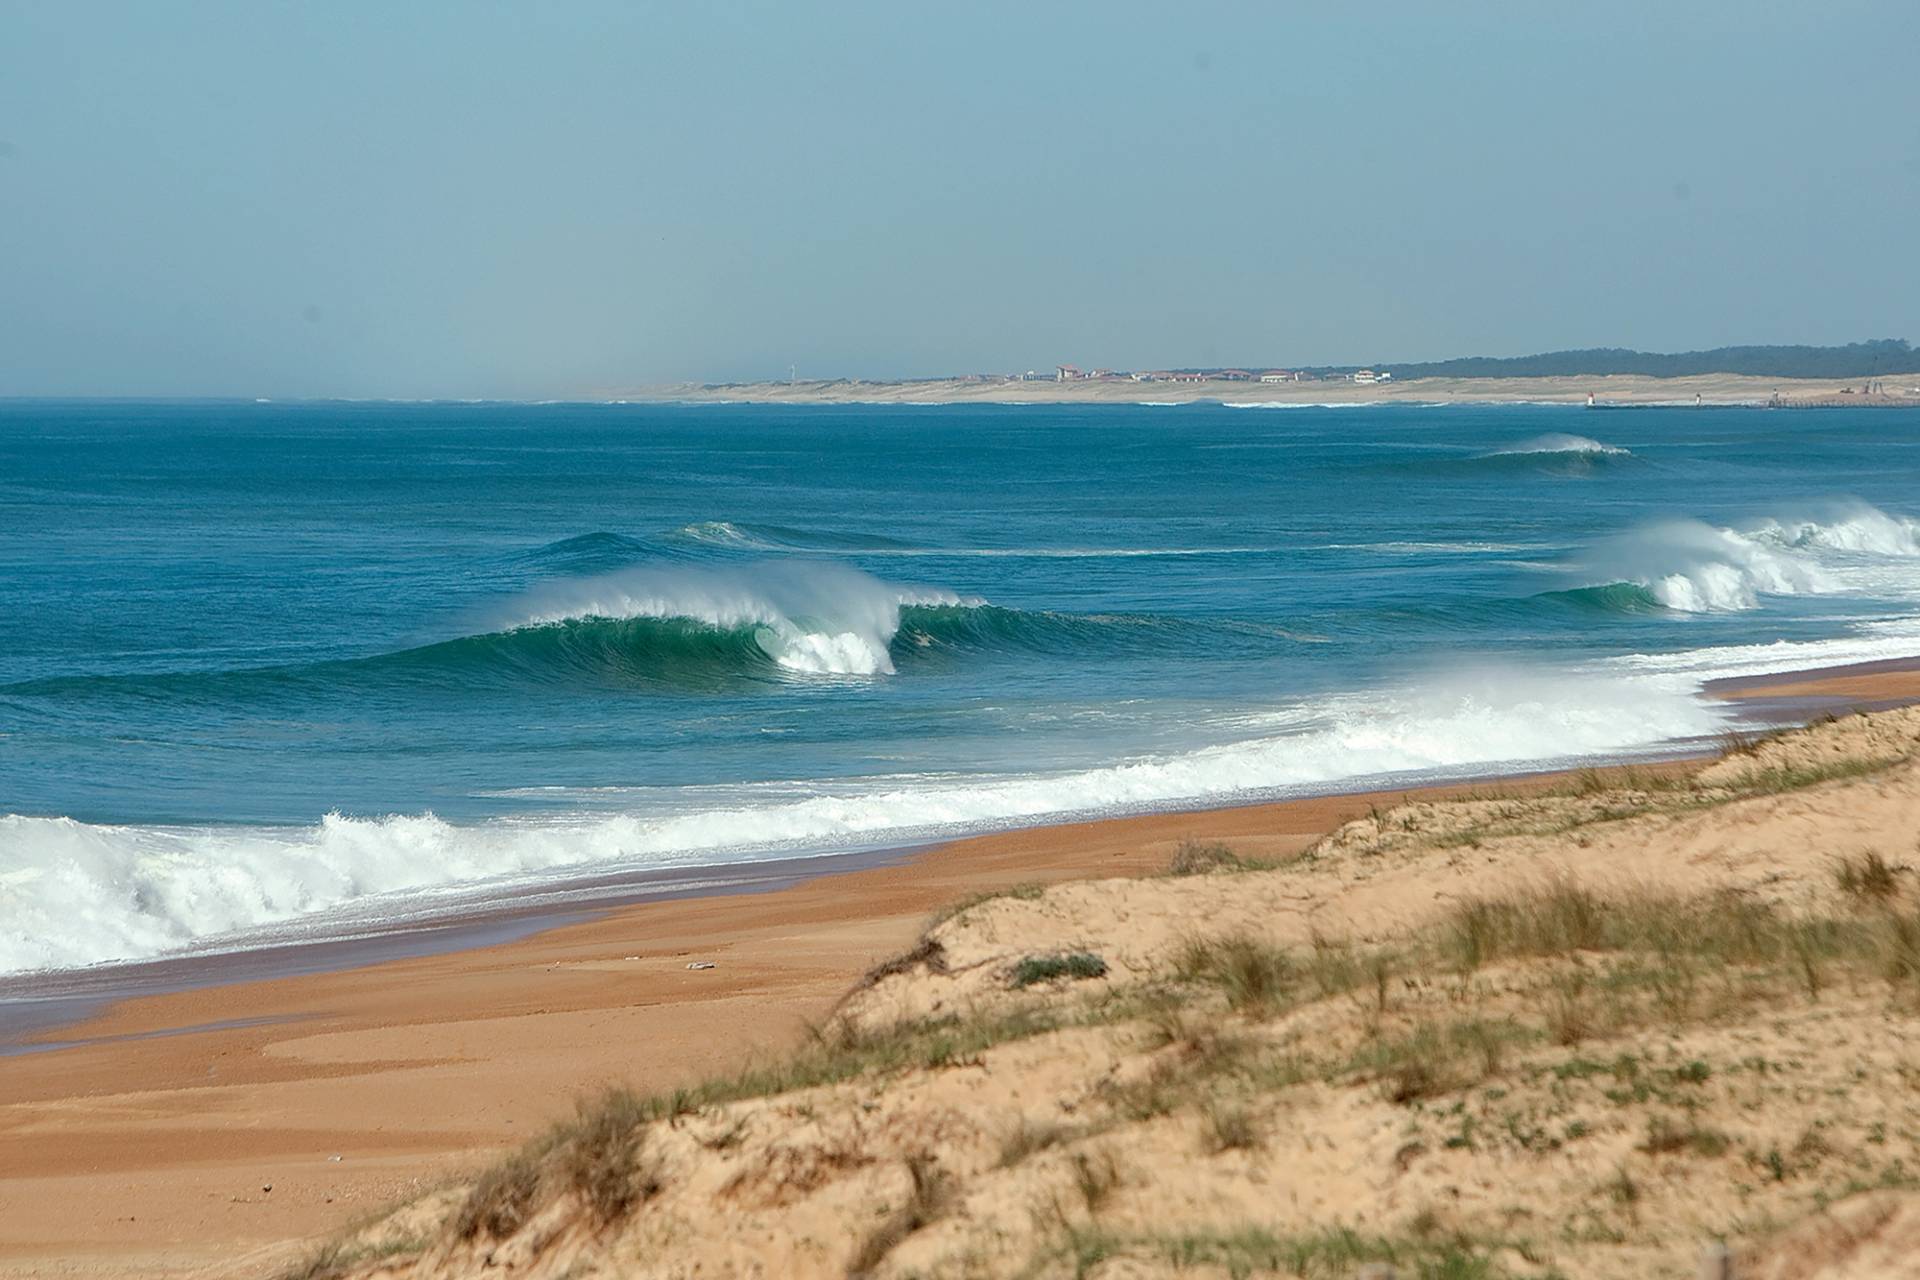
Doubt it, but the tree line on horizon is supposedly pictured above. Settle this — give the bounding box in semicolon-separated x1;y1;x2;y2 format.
1352;338;1918;381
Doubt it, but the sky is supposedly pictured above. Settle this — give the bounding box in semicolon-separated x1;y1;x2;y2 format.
1;2;1917;398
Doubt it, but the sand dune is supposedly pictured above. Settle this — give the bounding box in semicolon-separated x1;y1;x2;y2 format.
289;706;1920;1279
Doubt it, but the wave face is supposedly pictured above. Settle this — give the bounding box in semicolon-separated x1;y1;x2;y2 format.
1569;503;1920;613
0;670;1723;974
488;562;965;676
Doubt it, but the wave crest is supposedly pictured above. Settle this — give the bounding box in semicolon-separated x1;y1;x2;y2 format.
1486;433;1629;458
1571;503;1920;613
491;562;966;676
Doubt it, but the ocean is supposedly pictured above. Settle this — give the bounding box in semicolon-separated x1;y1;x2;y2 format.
5;398;1920;977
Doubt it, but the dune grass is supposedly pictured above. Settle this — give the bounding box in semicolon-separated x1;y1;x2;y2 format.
846;1153;953;1277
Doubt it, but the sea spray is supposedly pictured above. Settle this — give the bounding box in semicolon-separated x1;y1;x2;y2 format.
1485;433;1630;457
1564;503;1920;613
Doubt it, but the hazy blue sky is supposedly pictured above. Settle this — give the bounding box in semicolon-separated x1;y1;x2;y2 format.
2;2;1916;397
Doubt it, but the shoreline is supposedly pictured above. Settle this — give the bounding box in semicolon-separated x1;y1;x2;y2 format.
5;654;1907;1038
1;654;1916;1277
0;753;1724;1050
615;371;1920;409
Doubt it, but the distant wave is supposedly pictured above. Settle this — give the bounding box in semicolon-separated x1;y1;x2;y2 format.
669;520;1273;559
0;669;1725;974
1563;501;1920;613
1484;433;1630;458
513;531;659;573
669;521;921;554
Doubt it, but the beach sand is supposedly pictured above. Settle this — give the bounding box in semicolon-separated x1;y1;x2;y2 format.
625;371;1920;408
0;658;1913;1278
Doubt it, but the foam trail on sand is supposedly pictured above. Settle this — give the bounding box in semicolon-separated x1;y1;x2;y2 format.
0;669;1724;974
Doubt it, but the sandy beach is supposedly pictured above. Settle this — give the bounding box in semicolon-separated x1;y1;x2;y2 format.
0;658;1913;1278
624;372;1920;409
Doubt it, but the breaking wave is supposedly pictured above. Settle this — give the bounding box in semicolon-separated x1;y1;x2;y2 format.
1566;502;1920;613
0;670;1726;974
491;561;958;676
1485;433;1630;458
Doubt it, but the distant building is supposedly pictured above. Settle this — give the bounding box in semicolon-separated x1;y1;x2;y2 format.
1168;371;1207;383
1056;364;1086;381
1352;369;1379;384
1259;371;1296;384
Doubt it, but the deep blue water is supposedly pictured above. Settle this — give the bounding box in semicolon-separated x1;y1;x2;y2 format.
5;399;1920;972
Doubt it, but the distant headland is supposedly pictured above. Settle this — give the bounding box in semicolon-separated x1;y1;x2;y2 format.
618;340;1920;408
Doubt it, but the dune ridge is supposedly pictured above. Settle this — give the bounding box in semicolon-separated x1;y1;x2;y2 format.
295;706;1920;1280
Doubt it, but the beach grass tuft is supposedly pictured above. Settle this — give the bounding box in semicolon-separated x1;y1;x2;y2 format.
1834;850;1901;902
846;1153;953;1277
453;1152;542;1241
558;1087;656;1225
1176;934;1294;1014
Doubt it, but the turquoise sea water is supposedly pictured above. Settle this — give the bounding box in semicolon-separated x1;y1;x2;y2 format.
5;399;1920;974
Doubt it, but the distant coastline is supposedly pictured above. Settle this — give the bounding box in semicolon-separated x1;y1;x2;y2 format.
615;371;1920;409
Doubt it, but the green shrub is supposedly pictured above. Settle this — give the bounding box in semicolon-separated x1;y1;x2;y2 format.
1012;951;1108;988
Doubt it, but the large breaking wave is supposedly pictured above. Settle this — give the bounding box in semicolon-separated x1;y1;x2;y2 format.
490;561;963;676
1562;502;1920;613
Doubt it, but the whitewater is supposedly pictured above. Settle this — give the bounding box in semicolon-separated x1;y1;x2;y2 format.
5;399;1920;975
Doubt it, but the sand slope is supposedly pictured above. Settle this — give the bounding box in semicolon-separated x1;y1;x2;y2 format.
301;708;1920;1279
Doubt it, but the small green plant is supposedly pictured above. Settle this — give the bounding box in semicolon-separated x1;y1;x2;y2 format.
1011;951;1108;988
1674;1059;1712;1085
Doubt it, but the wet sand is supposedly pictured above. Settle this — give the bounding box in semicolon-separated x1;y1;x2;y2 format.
1;657;1914;1277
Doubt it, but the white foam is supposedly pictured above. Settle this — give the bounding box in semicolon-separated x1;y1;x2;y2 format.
494;561;964;676
1575;503;1920;613
0;669;1727;974
1221;401;1397;410
1486;433;1629;457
